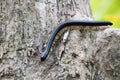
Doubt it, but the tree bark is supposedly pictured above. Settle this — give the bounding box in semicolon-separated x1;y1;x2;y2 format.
0;0;120;80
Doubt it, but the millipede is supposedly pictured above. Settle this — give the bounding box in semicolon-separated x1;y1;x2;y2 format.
37;20;113;61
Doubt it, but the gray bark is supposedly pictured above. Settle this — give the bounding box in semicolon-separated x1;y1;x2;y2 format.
0;0;120;80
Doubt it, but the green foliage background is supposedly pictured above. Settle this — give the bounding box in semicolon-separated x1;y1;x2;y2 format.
90;0;120;28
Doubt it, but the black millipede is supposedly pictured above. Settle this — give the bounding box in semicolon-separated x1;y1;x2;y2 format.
38;20;113;61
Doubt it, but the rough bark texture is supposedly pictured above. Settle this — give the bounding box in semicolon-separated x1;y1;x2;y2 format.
0;0;120;80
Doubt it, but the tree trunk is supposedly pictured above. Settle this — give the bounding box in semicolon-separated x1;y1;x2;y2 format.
0;0;120;80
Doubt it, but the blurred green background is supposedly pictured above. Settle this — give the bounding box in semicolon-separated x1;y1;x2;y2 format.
90;0;120;28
